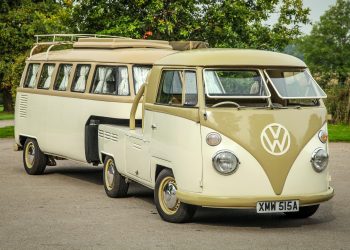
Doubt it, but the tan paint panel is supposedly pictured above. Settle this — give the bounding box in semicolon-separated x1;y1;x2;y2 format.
176;187;334;207
201;107;327;195
144;103;200;123
17;88;135;103
155;48;306;67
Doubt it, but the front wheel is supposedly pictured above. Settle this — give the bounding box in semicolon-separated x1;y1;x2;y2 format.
23;138;47;175
284;205;319;218
154;169;196;223
103;156;129;198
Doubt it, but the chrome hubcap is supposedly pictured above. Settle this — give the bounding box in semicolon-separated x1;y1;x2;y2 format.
163;181;177;210
26;143;35;168
106;161;115;189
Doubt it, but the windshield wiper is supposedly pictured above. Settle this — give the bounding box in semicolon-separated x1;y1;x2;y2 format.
268;104;301;109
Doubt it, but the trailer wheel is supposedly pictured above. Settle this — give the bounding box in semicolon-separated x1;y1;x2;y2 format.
103;156;129;198
284;204;319;218
23;138;47;175
154;169;196;223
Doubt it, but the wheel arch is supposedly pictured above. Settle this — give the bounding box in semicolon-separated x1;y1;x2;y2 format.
100;152;114;164
155;164;173;182
19;135;37;147
100;152;125;174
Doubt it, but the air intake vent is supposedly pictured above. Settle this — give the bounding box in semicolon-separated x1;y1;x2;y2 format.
98;129;119;142
19;94;28;118
98;129;104;138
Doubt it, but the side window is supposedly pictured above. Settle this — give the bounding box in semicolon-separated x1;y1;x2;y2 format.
54;64;73;91
24;63;40;88
156;70;198;106
37;63;55;89
71;64;91;92
91;65;129;96
184;71;198;106
133;65;151;94
156;70;183;105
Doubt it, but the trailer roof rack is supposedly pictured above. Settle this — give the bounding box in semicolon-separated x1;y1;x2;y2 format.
73;37;173;50
30;34;209;59
30;34;131;59
73;38;208;50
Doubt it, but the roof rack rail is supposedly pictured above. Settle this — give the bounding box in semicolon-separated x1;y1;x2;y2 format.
30;34;131;59
35;34;130;44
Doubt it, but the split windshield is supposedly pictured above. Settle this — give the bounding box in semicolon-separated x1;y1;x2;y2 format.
264;69;327;99
204;69;270;98
204;68;326;108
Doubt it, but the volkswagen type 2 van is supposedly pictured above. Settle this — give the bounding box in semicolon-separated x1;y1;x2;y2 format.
97;48;334;223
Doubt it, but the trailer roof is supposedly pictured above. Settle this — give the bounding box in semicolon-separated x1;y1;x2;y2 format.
154;48;307;67
28;47;178;64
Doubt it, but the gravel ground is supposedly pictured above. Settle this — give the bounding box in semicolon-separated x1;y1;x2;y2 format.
0;138;349;250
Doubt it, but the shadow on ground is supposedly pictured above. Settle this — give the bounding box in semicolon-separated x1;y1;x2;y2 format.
43;165;336;228
45;165;104;185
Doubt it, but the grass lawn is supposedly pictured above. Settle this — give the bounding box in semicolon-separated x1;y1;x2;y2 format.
328;124;350;142
0;126;14;138
0;105;14;120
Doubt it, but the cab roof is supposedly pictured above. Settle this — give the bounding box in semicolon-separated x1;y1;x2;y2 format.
154;48;307;68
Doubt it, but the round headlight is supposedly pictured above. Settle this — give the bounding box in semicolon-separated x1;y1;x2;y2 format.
212;150;239;175
206;132;222;146
318;130;328;144
311;148;329;172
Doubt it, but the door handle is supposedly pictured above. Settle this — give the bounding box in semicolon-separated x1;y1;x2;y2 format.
151;124;157;129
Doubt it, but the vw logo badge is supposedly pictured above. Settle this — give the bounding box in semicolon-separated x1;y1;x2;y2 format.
260;123;291;156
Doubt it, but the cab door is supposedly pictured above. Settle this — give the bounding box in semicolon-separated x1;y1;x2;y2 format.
146;69;203;193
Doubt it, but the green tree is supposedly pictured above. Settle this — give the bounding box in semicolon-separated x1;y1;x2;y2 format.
298;0;350;86
298;0;350;124
0;0;72;112
69;0;202;40
200;0;309;50
69;0;310;50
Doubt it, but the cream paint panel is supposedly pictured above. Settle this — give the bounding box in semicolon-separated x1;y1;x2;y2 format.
200;126;275;197
98;124;154;187
148;110;203;193
15;92;49;148
282;123;329;195
98;124;128;174
15;92;142;162
126;134;151;181
199;124;330;198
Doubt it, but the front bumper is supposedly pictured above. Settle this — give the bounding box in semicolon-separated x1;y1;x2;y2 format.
176;187;334;208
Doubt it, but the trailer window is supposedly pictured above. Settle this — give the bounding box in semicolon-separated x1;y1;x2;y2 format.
37;64;55;89
23;63;40;88
91;65;129;96
133;66;151;94
71;64;91;93
54;64;73;91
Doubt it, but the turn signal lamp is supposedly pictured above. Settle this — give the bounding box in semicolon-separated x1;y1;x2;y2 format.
318;130;328;143
206;132;222;146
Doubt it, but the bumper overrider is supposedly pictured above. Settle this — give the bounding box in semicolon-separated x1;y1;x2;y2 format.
176;187;334;208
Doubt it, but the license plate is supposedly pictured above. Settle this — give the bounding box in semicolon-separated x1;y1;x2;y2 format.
256;200;299;213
